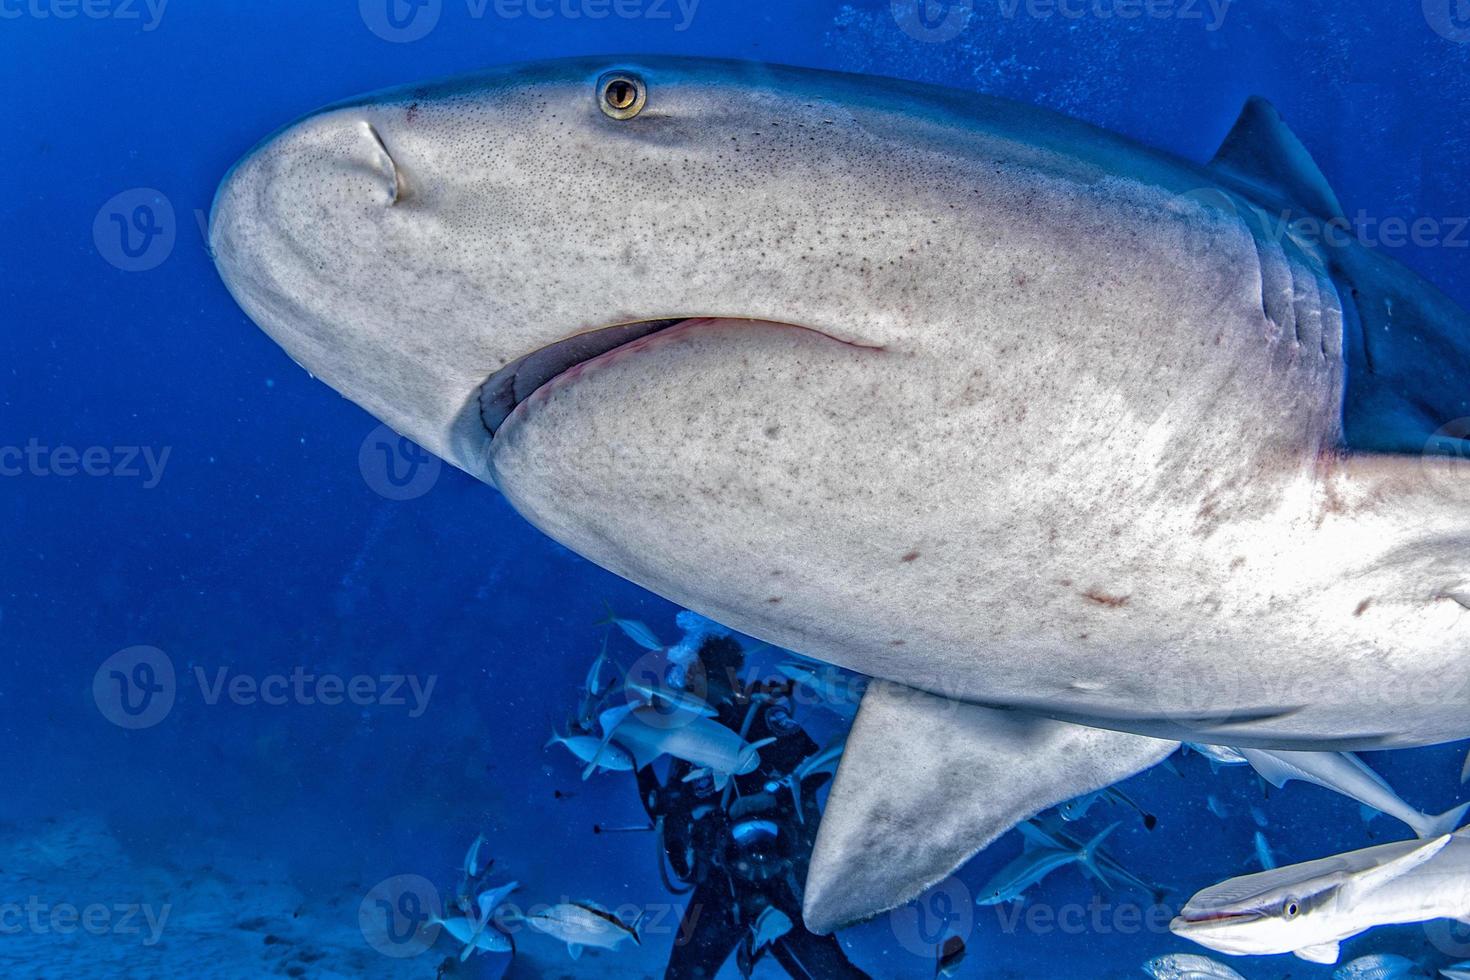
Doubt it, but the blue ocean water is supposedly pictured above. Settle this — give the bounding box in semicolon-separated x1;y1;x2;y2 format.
3;1;1470;977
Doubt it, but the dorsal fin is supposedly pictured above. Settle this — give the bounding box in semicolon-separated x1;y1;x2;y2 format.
1209;96;1344;220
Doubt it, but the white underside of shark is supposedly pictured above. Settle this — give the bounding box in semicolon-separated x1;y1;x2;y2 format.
208;56;1470;933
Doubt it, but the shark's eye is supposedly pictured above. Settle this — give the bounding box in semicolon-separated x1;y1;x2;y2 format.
598;72;647;120
1283;899;1301;919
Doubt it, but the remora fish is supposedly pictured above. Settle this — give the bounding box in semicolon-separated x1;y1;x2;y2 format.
1239;748;1468;839
1172;830;1464;965
1143;953;1247;980
211;56;1470;932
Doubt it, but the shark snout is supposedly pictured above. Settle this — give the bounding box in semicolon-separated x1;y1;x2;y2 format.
211;106;504;475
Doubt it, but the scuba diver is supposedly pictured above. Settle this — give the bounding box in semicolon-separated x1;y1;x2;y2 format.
635;633;871;980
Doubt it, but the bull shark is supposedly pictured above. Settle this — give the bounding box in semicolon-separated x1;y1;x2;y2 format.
209;56;1470;933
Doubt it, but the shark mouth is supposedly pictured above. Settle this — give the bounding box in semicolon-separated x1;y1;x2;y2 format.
478;317;883;438
478;318;690;437
1174;909;1264;925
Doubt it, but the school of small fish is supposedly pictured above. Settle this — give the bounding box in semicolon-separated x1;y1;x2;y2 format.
428;607;1470;972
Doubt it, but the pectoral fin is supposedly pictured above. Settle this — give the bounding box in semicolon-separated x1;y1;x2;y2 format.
1294;942;1341;965
801;681;1178;933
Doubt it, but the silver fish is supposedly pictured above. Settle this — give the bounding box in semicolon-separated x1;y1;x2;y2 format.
1143;953;1247;980
600;605;663;652
1254;831;1276;871
524;901;641;960
463;833;489;879
1333;953;1422;980
435;914;511;957
546;732;635;775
